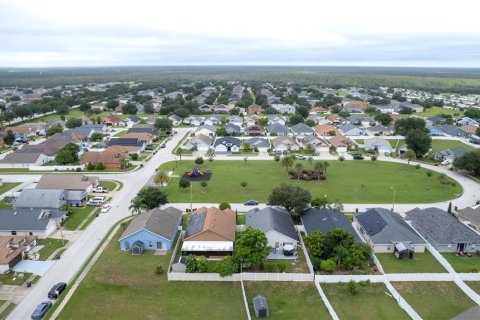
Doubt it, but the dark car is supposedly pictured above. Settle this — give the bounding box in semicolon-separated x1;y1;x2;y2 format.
31;301;52;320
48;282;67;299
243;200;258;206
352;154;364;160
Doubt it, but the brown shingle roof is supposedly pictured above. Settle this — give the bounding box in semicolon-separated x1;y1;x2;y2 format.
315;124;339;136
36;174;99;191
0;236;36;265
184;207;236;242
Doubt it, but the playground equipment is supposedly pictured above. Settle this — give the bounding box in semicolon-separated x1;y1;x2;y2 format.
187;166;204;177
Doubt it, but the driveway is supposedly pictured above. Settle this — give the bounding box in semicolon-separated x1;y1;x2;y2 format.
13;261;55;276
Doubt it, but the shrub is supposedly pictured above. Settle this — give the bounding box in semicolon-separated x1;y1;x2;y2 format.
348;280;359;295
277;262;287;272
120;222;128;229
219;202;231;210
87;162;96;170
320;259;336;273
311;257;322;271
76;167;82;172
274;155;280;162
196;256;208;273
258;261;265;271
155;265;164;275
266;262;276;272
131;153;139;161
195;157;204;164
371;155;377;161
426;170;433;177
96;162;105;170
359;280;371;287
339;156;345;161
415;164;421;169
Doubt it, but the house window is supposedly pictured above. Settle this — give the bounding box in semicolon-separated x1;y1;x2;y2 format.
11;231;16;235
149;241;153;248
387;246;391;251
29;232;33;236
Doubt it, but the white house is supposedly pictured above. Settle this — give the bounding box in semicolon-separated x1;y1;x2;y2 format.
194;124;216;137
338;124;368;136
272;136;299;153
213;137;241;153
364;137;393;154
182;134;212;152
244;138;270;153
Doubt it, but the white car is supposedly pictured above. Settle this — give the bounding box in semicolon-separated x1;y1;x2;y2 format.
101;204;111;213
441;159;453;165
93;187;109;193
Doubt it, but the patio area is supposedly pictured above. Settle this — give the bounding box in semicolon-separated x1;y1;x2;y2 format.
267;249;298;260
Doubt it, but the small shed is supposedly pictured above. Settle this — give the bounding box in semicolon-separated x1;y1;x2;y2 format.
252;295;269;318
132;240;144;255
394;242;413;260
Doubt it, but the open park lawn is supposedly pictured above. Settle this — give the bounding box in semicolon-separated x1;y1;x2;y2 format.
57;228;246;320
37;238;69;260
322;282;409;320
466;281;480;294
441;253;480;273
392;281;476;320
417;107;463;118
376;251;446;273
0;183;20;195
429;140;475;155
244;282;330;320
160;160;461;203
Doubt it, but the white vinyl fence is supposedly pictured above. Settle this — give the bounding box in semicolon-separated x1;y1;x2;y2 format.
29;165;85;171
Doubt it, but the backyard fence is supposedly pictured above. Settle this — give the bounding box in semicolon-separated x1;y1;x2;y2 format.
29;165;85;171
315;275;385;283
167;272;314;282
384;281;423;320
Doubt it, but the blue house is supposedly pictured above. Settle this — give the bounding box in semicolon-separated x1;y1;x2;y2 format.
119;207;182;253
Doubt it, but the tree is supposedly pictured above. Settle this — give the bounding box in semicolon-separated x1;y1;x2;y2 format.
216;256;238;277
320;259;336;273
311;196;330;208
154;170;170;187
195;157;204;165
90;132;104;142
234;227;270;269
154;118;173;132
119;158;129;170
174;108;190;118
303;232;325;258
66;118;82;128
179;178;191;191
128;196;147;215
313;161;324;183
96;162;105;170
122;103;138;115
106;100;119;110
305;119;316;127
216;127;227;136
453;150;480;176
405;129;431;158
374;113;392;126
136;187;168;209
241;181;247;192
55;143;80;165
394;118;426;136
200;181;208;192
186;255;198;273
144;104;155;114
476;126;480;136
46;125;63;137
175;148;183;163
448;202;452;214
219;202;231;210
464;107;480;120
288;113;304;126
403;149;417;164
294;162;303;183
3;130;15;146
267;184;312;215
280;155;295;172
79;102;91;112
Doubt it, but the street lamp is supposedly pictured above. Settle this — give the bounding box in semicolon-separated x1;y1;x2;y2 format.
390;186;396;211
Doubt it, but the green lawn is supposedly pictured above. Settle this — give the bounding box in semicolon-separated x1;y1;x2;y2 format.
0;201;13;209
236;214;245;225
161;160;461;203
99;180;121;191
0;183;20;195
322;282;409;320
57;227;246;320
417;107;463;117
37;238;69;260
466;281;480;294
392;281;476;320
441;253;480;273
30;109;131;123
64;207;96;230
429;140;476;155
80;209;99;230
376;251;446;273
244;282;330;320
0;272;32;285
0;302;15;320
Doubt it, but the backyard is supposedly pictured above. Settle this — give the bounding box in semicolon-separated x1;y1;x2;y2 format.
322;282;410;320
429;139;475;155
441;253;480;273
57;227;246;320
466;281;480;294
244;282;330;319
159;160;461;203
376;251;446;273
392;281;476;320
417;107;463;117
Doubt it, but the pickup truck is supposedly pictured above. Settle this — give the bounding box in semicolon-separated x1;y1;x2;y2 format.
93;187;108;193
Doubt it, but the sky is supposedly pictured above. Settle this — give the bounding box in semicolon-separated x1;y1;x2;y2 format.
0;0;479;67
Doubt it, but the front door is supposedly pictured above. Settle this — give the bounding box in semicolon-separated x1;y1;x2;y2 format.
157;242;163;249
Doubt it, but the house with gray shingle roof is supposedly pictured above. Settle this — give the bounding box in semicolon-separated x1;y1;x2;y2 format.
0;209;67;238
15;189;67;210
432;147;467;162
290;123;315;137
266;124;289;136
119;207;182;252
364;137;393;154
353;208;426;253
301;207;361;241
457;207;480;230
406;207;480;253
246;207;299;253
244;138;270;153
338;123;367;136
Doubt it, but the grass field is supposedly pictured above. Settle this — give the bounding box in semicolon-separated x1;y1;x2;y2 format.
322;282;409;320
37;238;69;260
429;140;476;155
466;281;480;294
441;253;480;273
0;183;20;196
0;302;15;320
244;282;330;319
64;207;96;230
417;107;463;117
160;160;461;203
30;109;131;123
376;251;446;273
57;227;246;320
392;281;475;320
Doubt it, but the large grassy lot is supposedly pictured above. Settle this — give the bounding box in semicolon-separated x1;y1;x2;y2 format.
0;183;20;195
244;282;330;319
376;251;446;273
160;160;461;203
322;282;409;320
441;253;480;273
57;227;246;320
392;281;476;320
429;140;476;155
417;107;463;117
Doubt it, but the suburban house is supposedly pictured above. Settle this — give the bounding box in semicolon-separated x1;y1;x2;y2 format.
364;137;393;154
266;124;289;136
290;123;315;137
223;123;242;136
267;116;287;126
306;114;326;125
456;117;479;127
102;115;123;127
195;124;217;137
436;124;471;138
244;138;270;153
182;207;236;257
182;134;212;152
119;207;182;253
15;189;68;210
128;124;158;135
212;104;229;114
328;134;353;154
426;116;447;127
0;151;49;168
338;124;367;136
245;115;261;127
432;148;467;162
185;116;203;127
0;208;67;238
0;236;37;273
346;115;374;127
298;135;330;153
327;114;342;124
272;136;299;153
36;174;99;193
429;127;445;136
168;114;182;126
272;103;296;114
366;125;394;136
301;208;361;241
227;115;243;127
244;125;264;136
247;105;262;115
406;207;480;253
315;124;339;137
122;132;154;145
457;207;480;230
213;137;241;153
80;148;129;169
460;125;479;135
246;207;299;256
199;104;212;113
353;208;426;254
108;138;147;152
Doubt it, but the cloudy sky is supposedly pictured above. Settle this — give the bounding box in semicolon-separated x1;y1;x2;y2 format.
0;0;479;67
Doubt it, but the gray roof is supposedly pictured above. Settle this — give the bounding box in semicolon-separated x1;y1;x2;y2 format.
120;207;182;241
457;207;480;226
214;136;241;147
266;124;289;133
246;207;298;241
290;123;314;133
339;123;365;133
364;138;392;150
67;191;87;201
224;123;241;133
0;209;66;231
244;138;270;148
196;124;217;133
301;208;361;241
15;189;66;209
406;207;480;245
0;152;43;164
355;208;426;245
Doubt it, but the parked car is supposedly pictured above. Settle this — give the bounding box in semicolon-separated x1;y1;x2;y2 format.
48;282;67;299
441;159;453;165
101;204;111;213
93;186;108;193
244;200;258;206
87;196;106;206
295;154;305;160
352;154;364;160
160;144;166;148
31;301;52;319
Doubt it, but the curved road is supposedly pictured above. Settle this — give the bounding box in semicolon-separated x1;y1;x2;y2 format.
5;127;480;319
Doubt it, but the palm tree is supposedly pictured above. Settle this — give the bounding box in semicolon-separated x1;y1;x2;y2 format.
128;196;147;216
119;158;129;170
307;156;314;167
313;161;324;183
154;170;170;187
280;155;294;173
323;161;330;174
175;148;183;163
294;162;304;183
